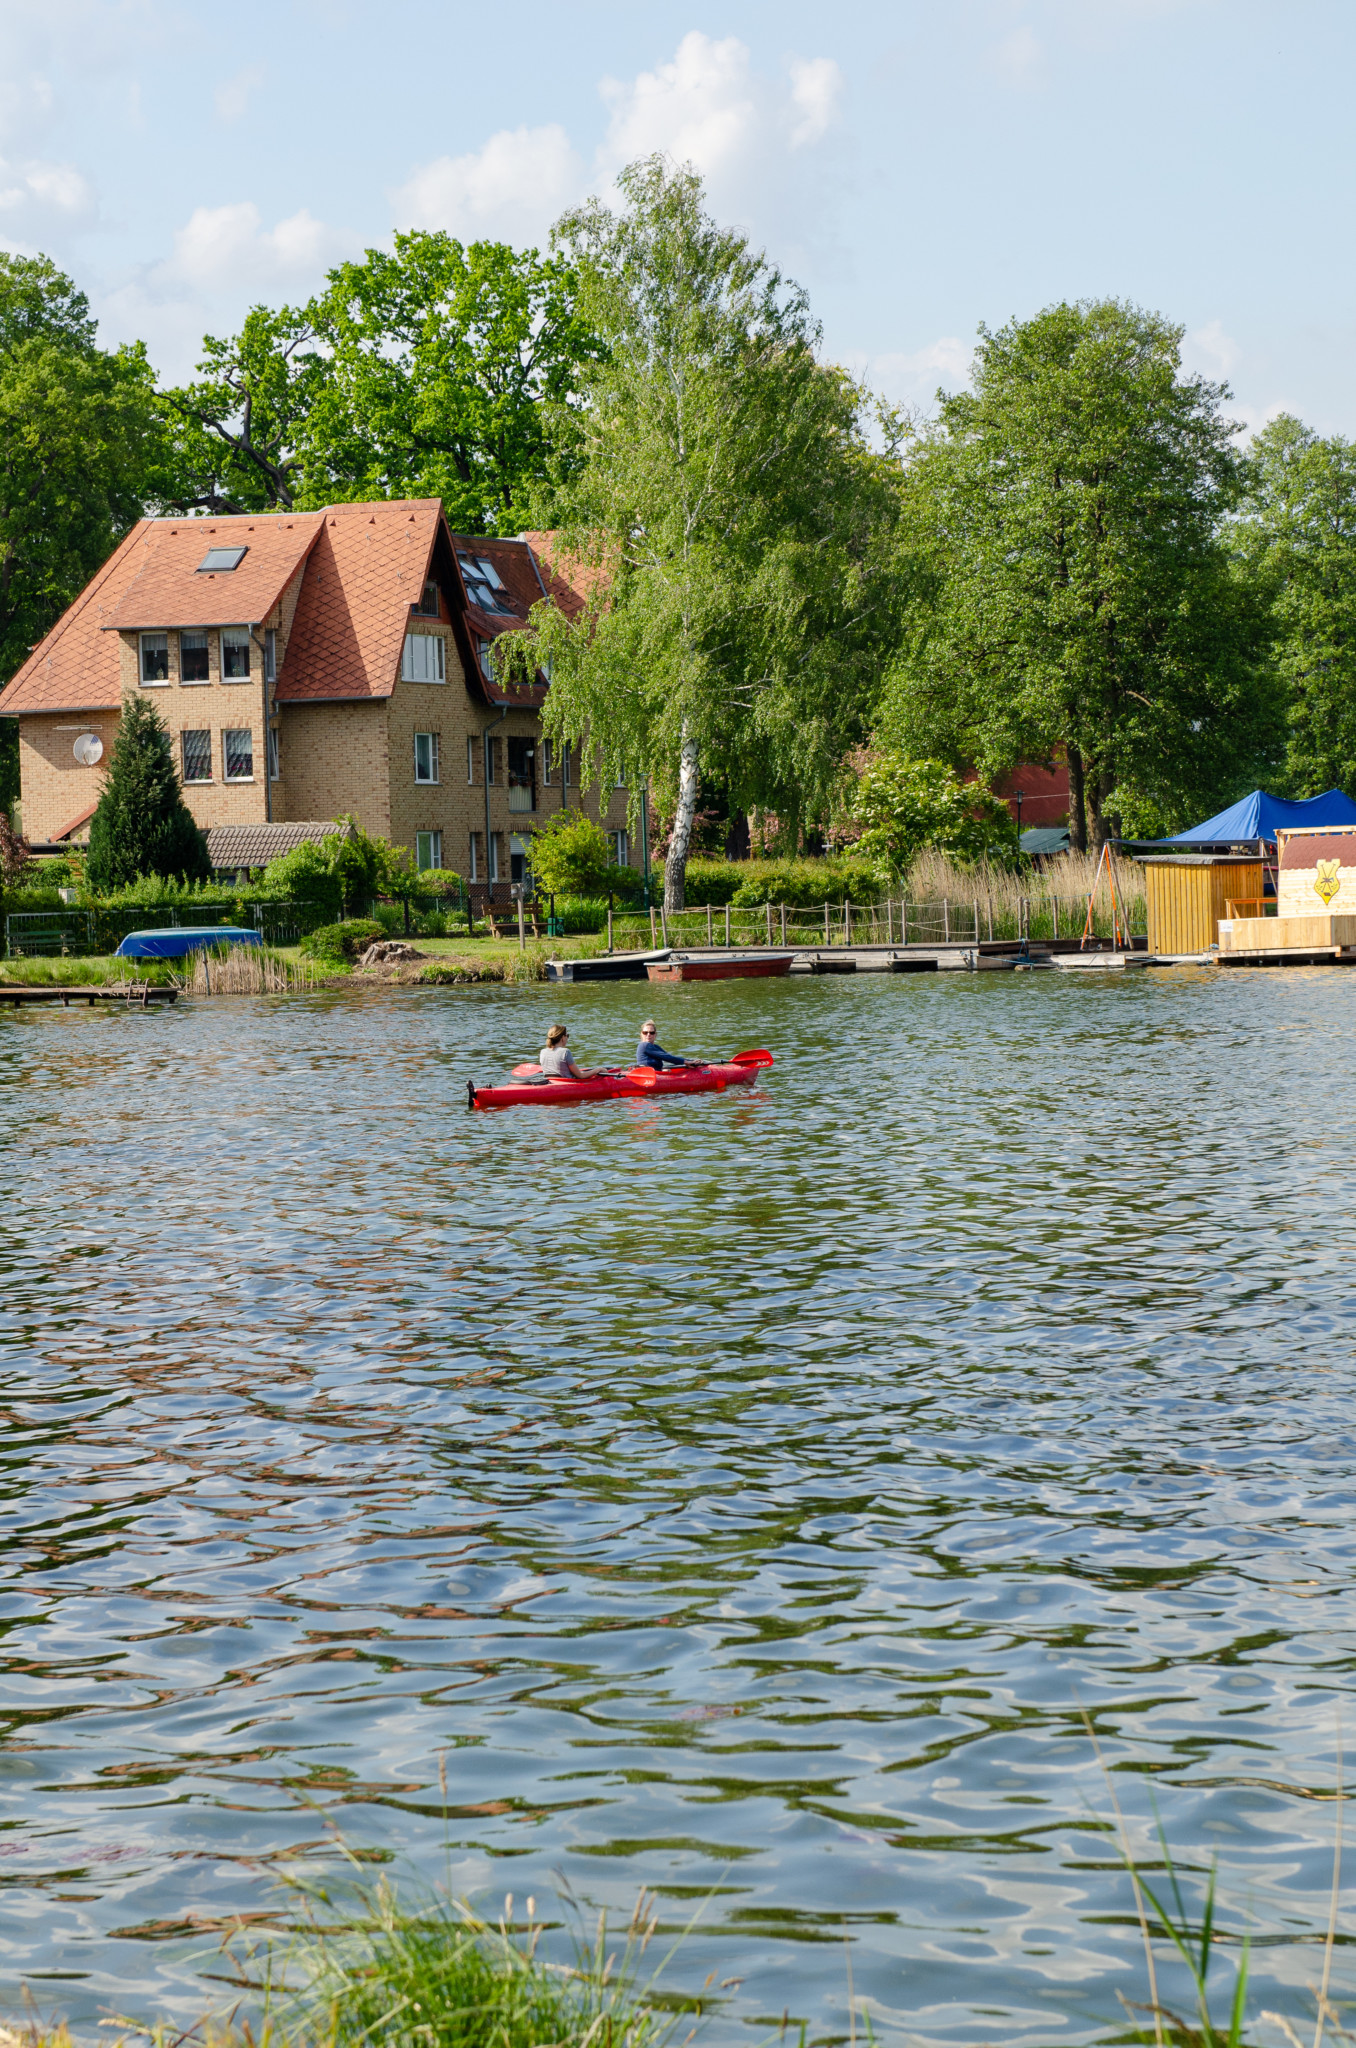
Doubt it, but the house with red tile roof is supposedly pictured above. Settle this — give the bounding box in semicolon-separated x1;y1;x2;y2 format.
0;499;631;895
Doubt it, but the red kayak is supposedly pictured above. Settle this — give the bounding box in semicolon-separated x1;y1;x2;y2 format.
468;1050;773;1110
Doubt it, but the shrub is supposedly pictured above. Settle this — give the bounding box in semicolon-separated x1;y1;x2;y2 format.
86;693;210;889
300;917;384;962
259;840;343;915
846;752;1018;880
528;809;612;897
684;856;881;908
551;895;609;933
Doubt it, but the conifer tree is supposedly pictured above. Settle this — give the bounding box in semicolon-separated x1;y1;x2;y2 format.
87;693;210;889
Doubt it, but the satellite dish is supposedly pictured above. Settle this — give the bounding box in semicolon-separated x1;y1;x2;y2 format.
73;732;103;766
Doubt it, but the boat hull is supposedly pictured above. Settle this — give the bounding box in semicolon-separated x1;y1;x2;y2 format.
469;1059;764;1110
646;955;792;983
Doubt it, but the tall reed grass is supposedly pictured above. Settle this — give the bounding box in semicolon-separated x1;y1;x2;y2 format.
185;946;319;995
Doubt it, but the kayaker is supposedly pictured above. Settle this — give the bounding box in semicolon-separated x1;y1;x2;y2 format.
636;1020;690;1070
539;1024;599;1082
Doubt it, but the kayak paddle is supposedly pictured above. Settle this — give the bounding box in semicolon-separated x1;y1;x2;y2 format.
512;1062;542;1077
730;1048;774;1067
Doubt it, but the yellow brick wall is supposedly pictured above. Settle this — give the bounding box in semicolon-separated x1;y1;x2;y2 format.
120;631;268;831
278;700;391;839
18;714;116;841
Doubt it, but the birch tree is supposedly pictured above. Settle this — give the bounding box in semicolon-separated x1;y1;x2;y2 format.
508;157;889;911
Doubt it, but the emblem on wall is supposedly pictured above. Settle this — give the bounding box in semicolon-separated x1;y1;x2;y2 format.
1314;859;1341;905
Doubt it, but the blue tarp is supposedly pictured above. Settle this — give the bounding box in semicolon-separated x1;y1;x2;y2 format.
1164;788;1356;845
114;926;263;960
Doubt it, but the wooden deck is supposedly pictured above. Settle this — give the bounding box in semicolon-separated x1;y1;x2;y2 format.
0;984;179;1008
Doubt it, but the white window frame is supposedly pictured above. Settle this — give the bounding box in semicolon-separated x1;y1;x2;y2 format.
562;742;571;788
469;832;479;882
268;727;280;780
610;829;629;866
466;734;475;784
416;830;443;871
222;626;252;681
414;731;440;785
140;632;169;685
402;632;446;683
483;731;496;785
264;628;276;682
478;638;495;681
223;726;254;782
181;728;211;782
489;832;500;883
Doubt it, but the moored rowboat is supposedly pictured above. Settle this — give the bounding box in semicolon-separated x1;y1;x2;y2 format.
646;954;791;983
468;1050;773;1110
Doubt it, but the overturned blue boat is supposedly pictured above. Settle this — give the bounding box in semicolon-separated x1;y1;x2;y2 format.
113;926;263;960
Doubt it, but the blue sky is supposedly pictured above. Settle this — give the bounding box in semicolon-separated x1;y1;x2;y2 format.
5;0;1354;434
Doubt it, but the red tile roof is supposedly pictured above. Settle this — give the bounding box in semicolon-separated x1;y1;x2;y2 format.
275;500;442;703
109;514;324;630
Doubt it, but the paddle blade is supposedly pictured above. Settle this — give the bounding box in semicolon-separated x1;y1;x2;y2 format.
730;1048;774;1067
511;1062;542;1077
623;1067;660;1086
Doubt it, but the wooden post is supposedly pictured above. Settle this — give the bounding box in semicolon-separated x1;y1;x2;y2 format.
903;901;909;944
725;903;731;947
707;903;713;947
973;898;980;944
607;898;614;953
766;900;773;946
845;899;852;947
824;900;831;945
780;902;787;945
943;897;950;942
650;905;658;948
987;897;993;941
1052;898;1059;940
518;892;526;951
660;905;669;947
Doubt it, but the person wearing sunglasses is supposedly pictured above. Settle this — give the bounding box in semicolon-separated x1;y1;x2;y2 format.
635;1019;690;1071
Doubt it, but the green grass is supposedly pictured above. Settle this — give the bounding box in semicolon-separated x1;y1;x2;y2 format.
0;954;174;987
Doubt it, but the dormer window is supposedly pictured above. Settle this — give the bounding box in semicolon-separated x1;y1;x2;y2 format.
197;545;247;573
417;579;440;617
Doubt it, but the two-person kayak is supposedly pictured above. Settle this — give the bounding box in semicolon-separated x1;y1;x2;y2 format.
468;1050;773;1111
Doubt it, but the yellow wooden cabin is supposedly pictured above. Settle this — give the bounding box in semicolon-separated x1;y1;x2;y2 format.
1142;856;1265;956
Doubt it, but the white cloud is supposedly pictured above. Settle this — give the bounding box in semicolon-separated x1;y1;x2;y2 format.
390;123;582;246
988;24;1045;84
163;201;344;294
1183;317;1240;380
0;153;95;234
215;66;266;124
788;56;843;148
869;336;973;401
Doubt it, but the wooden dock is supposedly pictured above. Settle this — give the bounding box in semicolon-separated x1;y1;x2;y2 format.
0;984;178;1008
547;940;1137;983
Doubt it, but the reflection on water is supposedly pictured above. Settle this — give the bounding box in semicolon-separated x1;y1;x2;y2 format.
0;969;1353;2042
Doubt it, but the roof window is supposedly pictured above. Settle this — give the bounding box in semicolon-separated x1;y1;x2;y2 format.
457;552;509;612
197;545;248;573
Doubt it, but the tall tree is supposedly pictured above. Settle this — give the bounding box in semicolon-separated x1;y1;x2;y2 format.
302;233;599;529
507;157;894;910
882;300;1279;847
1234;414;1356;796
161;304;327;513
87;693;210;889
0;254;165;810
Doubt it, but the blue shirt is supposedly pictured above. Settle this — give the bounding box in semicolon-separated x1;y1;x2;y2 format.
637;1039;687;1069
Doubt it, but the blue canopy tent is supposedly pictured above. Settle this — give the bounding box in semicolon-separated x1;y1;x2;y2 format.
114;926;263;960
1157;788;1356;848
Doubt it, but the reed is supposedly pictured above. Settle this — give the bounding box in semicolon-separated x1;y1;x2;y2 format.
185;946;319;995
905;845;1147;941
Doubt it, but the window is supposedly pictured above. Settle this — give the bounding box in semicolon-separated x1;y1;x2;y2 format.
507;736;535;813
264;628;276;682
222;626;251;679
457;552;509;613
561;741;571;788
197;545;247;573
610;829;629;866
180;630;209;683
469;831;479;882
268;727;280;781
224;727;254;780
181;728;211;781
484;732;498;784
510;834;530;886
140;632;168;683
417;579;440;617
402;632;446;683
416;830;443;871
467;735;476;784
477;638;495;682
541;738;553;784
414;731;440;784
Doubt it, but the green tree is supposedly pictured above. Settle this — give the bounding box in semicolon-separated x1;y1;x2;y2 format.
1234;414;1356;796
883;300;1279;847
87;694;210;889
506;157;893;911
845;751;1017;879
526;807;612;897
161;304;328;513
0;254;166;799
303;233;600;529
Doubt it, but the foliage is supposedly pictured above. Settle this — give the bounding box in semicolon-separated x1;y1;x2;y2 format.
303;234;601;529
0;254;165;691
526;807;613;898
882;299;1281;848
161;303;327;513
86;693;210;890
507;157;899;911
1233;412;1356;797
0;807;33;900
682;855;880;907
258;838;343;915
300;918;384;962
845;750;1018;879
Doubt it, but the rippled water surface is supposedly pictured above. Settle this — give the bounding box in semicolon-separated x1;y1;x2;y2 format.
2;968;1354;2042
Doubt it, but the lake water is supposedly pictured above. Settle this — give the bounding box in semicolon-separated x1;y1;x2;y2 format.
1;967;1353;2044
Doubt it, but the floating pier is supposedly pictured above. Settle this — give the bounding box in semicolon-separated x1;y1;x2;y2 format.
547;940;1138;984
0;984;178;1008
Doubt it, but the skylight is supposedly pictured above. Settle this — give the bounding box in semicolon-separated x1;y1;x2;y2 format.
457;552;509;612
197;545;248;573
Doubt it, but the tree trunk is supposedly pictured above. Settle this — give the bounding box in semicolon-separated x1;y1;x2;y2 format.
1067;744;1088;852
1089;766;1115;851
664;727;700;913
